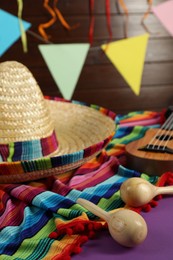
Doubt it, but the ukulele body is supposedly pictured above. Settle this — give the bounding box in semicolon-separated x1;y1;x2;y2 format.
126;128;173;176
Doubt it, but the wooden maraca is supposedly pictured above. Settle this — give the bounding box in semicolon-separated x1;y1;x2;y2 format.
120;177;173;207
77;198;147;247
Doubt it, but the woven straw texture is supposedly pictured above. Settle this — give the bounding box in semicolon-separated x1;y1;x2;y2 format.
47;100;115;155
0;61;54;143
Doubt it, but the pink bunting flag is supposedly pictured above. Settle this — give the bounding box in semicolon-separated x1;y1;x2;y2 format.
152;0;173;37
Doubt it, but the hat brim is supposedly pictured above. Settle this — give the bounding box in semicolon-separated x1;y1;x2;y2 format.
0;97;116;183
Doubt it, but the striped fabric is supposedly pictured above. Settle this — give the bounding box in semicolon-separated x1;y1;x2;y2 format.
0;130;58;162
0;109;167;259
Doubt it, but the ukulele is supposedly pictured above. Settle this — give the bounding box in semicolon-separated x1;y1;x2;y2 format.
125;111;173;176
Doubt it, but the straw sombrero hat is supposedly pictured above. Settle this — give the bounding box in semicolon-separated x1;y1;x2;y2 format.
0;61;116;183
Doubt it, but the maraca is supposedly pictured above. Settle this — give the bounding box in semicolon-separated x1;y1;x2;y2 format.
77;198;147;247
120;177;173;207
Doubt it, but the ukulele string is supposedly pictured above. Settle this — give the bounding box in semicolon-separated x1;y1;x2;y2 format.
151;113;173;149
157;114;173;150
147;113;173;150
162;115;173;150
146;117;168;148
149;113;173;149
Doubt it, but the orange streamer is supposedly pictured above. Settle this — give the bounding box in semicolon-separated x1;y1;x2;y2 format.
53;0;79;30
38;0;57;41
118;0;129;38
141;0;153;33
38;0;79;40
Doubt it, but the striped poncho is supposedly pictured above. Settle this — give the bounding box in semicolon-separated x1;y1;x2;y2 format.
0;109;170;260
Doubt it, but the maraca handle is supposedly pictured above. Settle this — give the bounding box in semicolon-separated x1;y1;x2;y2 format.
156;185;173;195
77;198;110;222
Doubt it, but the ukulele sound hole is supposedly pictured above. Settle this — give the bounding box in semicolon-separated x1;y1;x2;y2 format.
156;134;173;141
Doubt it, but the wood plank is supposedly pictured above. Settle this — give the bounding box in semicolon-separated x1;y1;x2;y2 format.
1;0;164;16
76;63;173;89
73;85;173;114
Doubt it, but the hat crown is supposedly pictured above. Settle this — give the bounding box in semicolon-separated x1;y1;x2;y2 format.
0;61;54;143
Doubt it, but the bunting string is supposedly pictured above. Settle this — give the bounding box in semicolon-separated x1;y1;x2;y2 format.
27;29;53;44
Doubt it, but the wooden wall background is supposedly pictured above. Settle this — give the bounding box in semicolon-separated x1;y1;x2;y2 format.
1;0;173;114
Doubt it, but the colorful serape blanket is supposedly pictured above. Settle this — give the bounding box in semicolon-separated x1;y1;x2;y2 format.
0;109;171;260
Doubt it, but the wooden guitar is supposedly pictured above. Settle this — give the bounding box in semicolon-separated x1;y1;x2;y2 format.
125;112;173;176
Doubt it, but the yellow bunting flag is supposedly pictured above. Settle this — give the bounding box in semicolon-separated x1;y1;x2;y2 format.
101;34;149;95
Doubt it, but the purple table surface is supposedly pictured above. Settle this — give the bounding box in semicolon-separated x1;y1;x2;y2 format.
73;196;173;260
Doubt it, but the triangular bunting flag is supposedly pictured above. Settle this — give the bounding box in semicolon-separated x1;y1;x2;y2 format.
0;9;31;56
101;34;149;95
152;0;173;37
38;44;90;100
